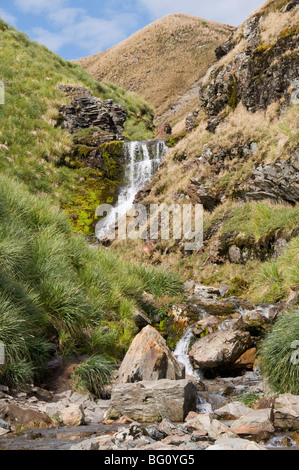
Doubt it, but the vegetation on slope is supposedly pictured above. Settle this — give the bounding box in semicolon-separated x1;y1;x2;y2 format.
77;14;233;126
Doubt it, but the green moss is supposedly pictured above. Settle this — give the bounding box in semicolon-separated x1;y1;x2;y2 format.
166;131;187;147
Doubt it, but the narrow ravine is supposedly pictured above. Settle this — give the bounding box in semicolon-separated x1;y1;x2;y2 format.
96;140;168;239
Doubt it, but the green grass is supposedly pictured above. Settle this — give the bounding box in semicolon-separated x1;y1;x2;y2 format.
72;355;115;398
259;310;299;395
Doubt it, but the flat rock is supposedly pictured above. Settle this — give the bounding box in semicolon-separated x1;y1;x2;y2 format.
106;379;197;423
214;402;253;420
231;409;275;441
206;438;267;450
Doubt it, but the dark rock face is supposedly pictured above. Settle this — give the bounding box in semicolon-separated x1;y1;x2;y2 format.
237;151;299;205
201;30;299;130
215;36;234;60
57;85;127;136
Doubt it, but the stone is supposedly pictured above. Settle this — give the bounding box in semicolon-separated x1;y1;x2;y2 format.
189;330;252;371
231;409;275;441
105;379;197;423
184;413;237;440
228;245;242;264
274;394;299;432
234;348;257;370
206;438;267;451
58;404;85;427
156;123;172;136
117;325;185;383
132;308;152;330
0;403;53;429
214;401;252;420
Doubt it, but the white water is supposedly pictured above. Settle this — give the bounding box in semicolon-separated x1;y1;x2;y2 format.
173;326;202;380
96;140;167;239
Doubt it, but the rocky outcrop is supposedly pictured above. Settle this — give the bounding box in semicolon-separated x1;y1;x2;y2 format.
105;379;198;423
57;85;127;136
237;151;299;205
117;325;185;383
189;330;252;373
0;403;53;430
200;29;299;129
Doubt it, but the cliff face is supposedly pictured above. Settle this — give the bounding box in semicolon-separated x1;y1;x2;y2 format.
111;0;299;305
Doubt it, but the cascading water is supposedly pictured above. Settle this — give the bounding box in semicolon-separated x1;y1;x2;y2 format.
173;326;202;380
96;140;167;239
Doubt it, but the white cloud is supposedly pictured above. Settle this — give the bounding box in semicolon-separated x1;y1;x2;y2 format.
0;7;17;26
32;13;136;57
137;0;264;26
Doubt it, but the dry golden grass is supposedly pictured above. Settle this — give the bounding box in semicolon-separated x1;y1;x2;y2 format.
76;14;233;126
260;8;299;46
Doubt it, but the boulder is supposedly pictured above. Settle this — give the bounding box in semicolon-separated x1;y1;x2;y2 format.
132;308;152;330
274;394;299;431
117;325;185;383
214;401;253;421
58;404;85;427
189;330;252;371
206;438;267;451
0;403;53;429
105;379;197;423
231;409;275;441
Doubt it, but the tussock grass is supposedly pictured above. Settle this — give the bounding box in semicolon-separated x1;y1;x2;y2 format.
259;310;299;395
72;355;114;397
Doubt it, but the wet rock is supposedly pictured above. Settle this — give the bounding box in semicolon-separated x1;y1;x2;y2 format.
206;438;267;450
214;401;252;420
117;325;185;383
58;404;85;427
234;348;257;371
274;394;299;432
194;316;220;337
189;330;252;372
231;409;275;441
106;379;197;423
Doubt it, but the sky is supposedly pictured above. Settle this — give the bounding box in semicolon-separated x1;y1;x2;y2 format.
0;0;265;60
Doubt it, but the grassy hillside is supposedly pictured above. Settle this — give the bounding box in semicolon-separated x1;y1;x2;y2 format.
76;14;233;127
111;0;299;306
0;19;183;391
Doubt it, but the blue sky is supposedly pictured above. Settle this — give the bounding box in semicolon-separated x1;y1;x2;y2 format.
0;0;264;60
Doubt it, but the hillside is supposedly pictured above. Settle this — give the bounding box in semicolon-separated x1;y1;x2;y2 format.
76;14;234;127
0;18;183;391
111;0;299;307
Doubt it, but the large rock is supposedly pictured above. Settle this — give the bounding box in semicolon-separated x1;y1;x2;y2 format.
189;330;252;371
117;325;185;383
214;401;253;421
0;403;53;430
274;394;299;432
231;409;275;441
105;379;197;423
58;404;85;427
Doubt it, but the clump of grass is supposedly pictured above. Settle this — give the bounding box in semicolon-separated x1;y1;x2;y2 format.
236;392;260;409
259;310;299;395
72;355;114;397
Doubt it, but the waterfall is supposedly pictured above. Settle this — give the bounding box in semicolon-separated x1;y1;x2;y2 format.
96;140;167;239
173;326;202;380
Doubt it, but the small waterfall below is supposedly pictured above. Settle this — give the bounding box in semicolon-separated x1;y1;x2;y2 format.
173;326;202;381
96;140;167;239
